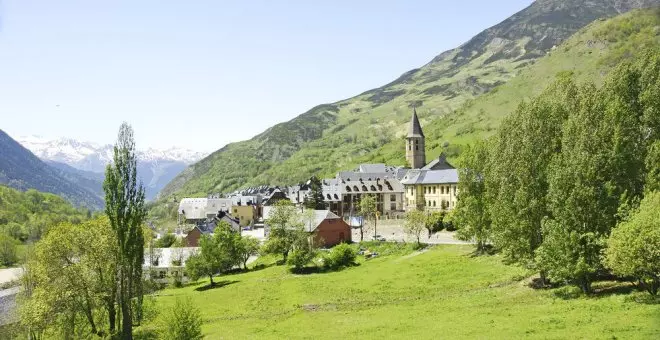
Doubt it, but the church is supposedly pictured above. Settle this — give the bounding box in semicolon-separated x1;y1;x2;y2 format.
400;108;459;211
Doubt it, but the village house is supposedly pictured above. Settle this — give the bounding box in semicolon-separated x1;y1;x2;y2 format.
143;246;198;283
184;211;241;247
264;209;351;247
400;109;459;211
177;197;232;224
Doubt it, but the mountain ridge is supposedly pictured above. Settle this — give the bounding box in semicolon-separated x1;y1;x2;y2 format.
159;0;659;200
0;130;104;209
17;135;206;200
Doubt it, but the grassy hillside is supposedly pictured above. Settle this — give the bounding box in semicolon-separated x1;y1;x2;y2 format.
160;2;660;199
136;245;659;339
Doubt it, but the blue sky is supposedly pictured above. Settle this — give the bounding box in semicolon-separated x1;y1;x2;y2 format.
0;0;532;152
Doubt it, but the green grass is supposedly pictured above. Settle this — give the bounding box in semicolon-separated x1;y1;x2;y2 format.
138;245;659;339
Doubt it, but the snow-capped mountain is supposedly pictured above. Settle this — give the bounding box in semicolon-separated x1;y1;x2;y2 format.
19;136;204;172
17;135;206;200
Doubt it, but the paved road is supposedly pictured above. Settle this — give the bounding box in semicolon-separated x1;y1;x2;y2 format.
351;223;472;244
0;286;19;326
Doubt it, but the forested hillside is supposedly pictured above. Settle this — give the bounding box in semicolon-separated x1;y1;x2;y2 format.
161;1;660;199
0;185;89;242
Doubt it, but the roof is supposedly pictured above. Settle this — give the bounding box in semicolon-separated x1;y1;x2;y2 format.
422;154;455;170
143;247;198;268
178;198;210;220
263;208;342;232
407;108;425;138
358;164;387;173
400;169;459;185
303;210;342;232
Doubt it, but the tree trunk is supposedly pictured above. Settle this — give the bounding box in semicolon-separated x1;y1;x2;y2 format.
107;298;116;335
359;226;364;242
83;296;99;336
539;270;548;287
121;301;132;340
578;277;592;295
209;274;214;286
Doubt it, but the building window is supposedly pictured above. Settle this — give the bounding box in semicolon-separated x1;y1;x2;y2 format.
433;200;436;207
390;194;396;202
432;187;436;194
441;186;445;194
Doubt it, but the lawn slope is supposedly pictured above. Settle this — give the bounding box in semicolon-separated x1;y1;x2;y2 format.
139;245;659;339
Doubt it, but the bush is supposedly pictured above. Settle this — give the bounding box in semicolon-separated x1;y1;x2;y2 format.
160;298;203;340
169;271;183;288
288;247;316;272
605;191;660;295
0;233;18;267
324;243;357;271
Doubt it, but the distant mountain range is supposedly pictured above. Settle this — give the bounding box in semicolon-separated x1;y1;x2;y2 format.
0;129;103;209
16;135;205;201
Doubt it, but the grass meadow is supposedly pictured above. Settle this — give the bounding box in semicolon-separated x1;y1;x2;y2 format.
136;243;659;339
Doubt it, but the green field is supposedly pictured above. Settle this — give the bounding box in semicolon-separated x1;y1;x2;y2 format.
137;244;659;339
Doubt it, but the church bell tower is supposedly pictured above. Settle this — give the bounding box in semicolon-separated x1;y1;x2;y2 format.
406;108;426;169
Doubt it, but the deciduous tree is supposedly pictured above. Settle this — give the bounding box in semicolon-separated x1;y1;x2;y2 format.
454;140;492;254
605;191;660;295
103;122;147;338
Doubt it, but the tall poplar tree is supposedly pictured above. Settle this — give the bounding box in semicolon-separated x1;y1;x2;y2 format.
454;140;491;253
486;76;575;280
104;123;146;339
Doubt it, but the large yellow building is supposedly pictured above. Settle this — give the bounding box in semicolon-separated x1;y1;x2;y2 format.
401;109;459;211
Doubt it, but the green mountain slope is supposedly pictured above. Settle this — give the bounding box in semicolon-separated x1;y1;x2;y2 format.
161;1;660;199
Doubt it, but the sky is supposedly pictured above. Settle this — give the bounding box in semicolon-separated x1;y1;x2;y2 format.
0;0;533;153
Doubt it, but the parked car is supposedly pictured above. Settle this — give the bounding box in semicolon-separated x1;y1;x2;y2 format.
372;234;386;242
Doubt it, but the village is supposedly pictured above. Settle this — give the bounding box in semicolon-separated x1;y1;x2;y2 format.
144;109;465;282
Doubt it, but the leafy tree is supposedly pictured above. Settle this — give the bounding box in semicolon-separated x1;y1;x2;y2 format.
160;298;203;340
235;236;260;269
425;211;445;238
185;221;237;285
103;122;147;337
155;233;177;248
303;176;326;210
358;194;378;242
486;76;576;279
605;191;660;295
263;200;303;263
404;210;426;247
19;217;118;337
0;232;18;266
454;140;492;254
287;238;317;272
539;58;654;293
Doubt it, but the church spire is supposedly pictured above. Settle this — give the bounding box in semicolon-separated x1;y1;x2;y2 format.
405;107;426;169
407;107;425;138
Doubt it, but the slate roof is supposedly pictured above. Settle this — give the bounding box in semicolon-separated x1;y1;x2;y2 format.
407;108;425;138
400;169;459;185
422;153;455;170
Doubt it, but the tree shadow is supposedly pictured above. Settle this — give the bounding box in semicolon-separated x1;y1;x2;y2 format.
468;245;497;258
194;280;240;292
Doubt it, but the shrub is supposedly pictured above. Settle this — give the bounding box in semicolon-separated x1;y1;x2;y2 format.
288;247;316;272
0;233;18;267
324;243;357;271
160;298;203;340
605;192;660;295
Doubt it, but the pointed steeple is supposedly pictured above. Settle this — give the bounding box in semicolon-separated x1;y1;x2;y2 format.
407;107;425;138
